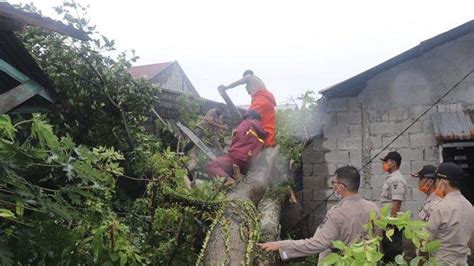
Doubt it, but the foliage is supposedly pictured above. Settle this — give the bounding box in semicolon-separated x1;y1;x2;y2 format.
275;90;318;165
178;94;202;128
0;1;230;265
322;205;440;266
0;114;141;265
16;1;160;173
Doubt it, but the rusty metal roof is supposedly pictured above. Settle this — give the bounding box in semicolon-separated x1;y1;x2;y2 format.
432;112;474;141
128;62;174;80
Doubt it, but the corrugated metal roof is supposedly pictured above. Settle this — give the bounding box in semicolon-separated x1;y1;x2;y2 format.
321;20;474;98
432;112;474;141
127;62;174;80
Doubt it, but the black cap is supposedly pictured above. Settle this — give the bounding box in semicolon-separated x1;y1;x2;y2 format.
380;151;402;166
411;165;436;179
435;162;464;181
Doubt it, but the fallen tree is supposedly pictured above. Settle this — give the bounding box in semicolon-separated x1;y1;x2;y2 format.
198;147;283;265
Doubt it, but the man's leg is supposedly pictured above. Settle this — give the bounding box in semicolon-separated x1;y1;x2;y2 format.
382;227;403;262
206;156;234;179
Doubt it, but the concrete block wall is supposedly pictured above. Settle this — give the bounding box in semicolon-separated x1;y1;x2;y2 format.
301;100;474;231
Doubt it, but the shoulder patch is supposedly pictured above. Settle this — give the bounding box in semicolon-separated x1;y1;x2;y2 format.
393;182;398;189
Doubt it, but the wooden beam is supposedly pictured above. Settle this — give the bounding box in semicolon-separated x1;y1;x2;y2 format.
0;58;28;82
0;80;43;114
0;2;89;41
0;58;55;104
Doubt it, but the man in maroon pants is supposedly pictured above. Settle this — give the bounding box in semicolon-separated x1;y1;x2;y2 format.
206;110;267;186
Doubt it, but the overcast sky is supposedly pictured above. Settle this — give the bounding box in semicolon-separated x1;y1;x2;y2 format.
9;0;474;105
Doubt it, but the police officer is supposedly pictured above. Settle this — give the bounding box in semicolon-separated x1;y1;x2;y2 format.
379;151;407;262
411;165;441;221
427;162;474;265
257;166;378;264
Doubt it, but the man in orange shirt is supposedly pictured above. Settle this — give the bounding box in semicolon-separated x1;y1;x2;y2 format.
219;70;276;146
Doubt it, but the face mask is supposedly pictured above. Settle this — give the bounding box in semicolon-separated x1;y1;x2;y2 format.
419;180;432;194
434;180;446;198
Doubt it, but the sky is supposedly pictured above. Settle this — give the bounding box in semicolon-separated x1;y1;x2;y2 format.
8;0;474;105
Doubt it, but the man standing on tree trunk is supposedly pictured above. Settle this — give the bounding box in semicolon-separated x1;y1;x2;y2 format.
218;70;276;147
379;151;407;263
257;166;378;264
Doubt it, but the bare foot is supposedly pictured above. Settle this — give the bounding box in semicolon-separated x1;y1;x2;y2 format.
223;178;235;188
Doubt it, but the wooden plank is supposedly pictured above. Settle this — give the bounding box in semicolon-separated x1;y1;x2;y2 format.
0;58;28;82
0;80;42;114
0;58;55;104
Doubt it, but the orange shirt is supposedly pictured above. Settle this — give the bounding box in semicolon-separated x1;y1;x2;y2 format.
249;89;276;146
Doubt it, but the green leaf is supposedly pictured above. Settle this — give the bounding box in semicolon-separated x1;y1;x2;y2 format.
0;209;15;218
425;240;441;253
332;240;346;251
395;254;405;265
15;201;24;217
410;256;423;266
385;228;394;241
0;115;16;141
321;252;341;265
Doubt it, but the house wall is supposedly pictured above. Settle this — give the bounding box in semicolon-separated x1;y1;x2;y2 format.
152;63;199;97
301;32;474;235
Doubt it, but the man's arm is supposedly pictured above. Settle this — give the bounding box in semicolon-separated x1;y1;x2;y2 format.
390;180;406;216
391;200;402;217
220;76;250;90
258;212;339;260
206;119;227;130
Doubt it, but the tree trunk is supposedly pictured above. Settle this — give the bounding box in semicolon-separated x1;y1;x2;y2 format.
254;196;282;266
200;147;281;265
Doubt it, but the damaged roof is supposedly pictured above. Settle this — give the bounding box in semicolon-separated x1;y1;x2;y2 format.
0;2;89;113
321;20;474;98
432;111;474;141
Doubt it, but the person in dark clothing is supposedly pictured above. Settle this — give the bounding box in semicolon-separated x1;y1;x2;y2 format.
206;110;267;186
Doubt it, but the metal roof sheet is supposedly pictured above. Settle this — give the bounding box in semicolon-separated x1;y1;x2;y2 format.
432;112;474;141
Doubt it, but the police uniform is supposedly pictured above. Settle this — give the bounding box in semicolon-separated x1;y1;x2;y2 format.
277;195;378;264
411;165;441;222
418;192;442;221
427;162;474;265
379;152;407;262
380;170;408;208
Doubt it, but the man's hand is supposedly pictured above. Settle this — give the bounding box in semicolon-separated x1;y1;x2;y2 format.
257;242;279;252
